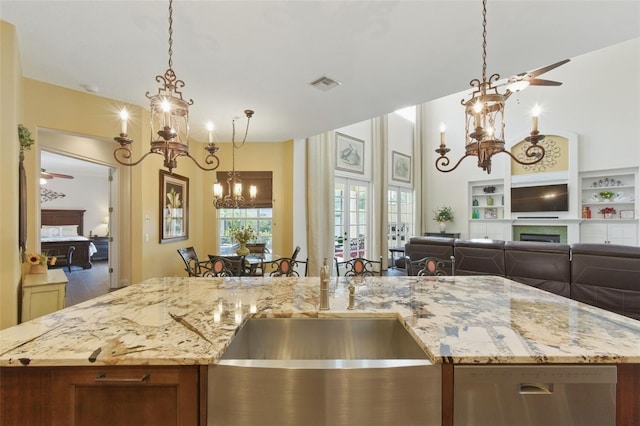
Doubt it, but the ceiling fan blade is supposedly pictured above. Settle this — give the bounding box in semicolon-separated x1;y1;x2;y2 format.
527;78;563;87
528;59;570;78
48;172;74;179
41;169;74;179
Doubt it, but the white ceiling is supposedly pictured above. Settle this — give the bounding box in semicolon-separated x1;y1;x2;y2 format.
1;1;639;143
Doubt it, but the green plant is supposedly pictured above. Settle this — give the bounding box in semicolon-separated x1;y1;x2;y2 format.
230;225;257;243
18;124;35;150
599;191;614;199
433;205;454;223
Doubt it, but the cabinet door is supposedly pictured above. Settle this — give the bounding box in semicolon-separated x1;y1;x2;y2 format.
469;222;488;239
607;223;638;246
485;222;506;240
580;222;608;243
51;366;200;426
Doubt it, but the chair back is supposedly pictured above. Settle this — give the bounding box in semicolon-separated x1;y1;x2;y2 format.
207;255;246;277
268;257;308;277
178;247;204;276
406;256;455;276
335;256;383;277
291;245;301;260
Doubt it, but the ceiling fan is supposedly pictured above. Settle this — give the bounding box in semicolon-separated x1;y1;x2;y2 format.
41;169;74;180
500;59;570;92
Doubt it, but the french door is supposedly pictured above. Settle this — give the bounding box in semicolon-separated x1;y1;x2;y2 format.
387;186;414;250
334;178;369;261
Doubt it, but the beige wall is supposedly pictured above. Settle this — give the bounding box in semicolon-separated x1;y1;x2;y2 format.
0;21;22;328
0;31;294;328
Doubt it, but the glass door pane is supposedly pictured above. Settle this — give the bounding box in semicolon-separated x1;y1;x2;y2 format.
335;178;369;261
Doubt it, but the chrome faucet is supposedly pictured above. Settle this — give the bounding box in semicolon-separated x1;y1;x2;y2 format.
320;258;330;310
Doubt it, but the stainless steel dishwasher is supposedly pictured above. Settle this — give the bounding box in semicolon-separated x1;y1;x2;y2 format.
454;365;616;426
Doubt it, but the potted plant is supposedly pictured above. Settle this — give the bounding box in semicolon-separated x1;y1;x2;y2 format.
25;251;57;274
230;225;257;256
433;206;454;233
598;207;617;219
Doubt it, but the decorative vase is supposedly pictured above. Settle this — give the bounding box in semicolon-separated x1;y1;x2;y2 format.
438;221;447;233
236;242;250;256
486;196;494;206
604;213;612;219
30;264;47;274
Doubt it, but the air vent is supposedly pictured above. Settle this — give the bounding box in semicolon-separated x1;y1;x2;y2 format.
309;76;342;92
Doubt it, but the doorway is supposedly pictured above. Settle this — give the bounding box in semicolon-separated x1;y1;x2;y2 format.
39;130;123;304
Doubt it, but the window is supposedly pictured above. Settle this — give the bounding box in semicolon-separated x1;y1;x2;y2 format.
334;178;369;261
219;208;273;254
388;186;414;249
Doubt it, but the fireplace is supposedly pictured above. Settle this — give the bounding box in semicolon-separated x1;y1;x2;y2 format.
520;233;561;243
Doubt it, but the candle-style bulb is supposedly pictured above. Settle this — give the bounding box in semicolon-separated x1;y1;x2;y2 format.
532;104;541;133
206;121;214;143
119;108;128;134
439;123;446;145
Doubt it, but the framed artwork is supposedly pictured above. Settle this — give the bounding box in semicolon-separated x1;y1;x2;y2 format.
336;132;365;174
484;208;498;219
160;170;189;243
391;151;411;183
620;210;634;219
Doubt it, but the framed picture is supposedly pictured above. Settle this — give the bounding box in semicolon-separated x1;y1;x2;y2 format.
484;208;498;219
620;209;635;219
391;151;411;183
160;170;188;243
335;132;365;174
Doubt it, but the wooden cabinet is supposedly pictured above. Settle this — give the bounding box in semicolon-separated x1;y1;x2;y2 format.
580;221;638;245
91;236;109;260
469;221;508;240
21;269;68;322
0;365;202;425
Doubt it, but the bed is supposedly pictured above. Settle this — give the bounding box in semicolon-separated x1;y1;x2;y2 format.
41;209;97;270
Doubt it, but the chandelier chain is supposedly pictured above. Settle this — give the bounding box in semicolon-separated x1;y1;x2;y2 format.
481;0;488;82
167;0;174;70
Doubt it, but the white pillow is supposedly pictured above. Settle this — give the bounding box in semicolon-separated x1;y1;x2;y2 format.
41;225;61;237
60;225;79;237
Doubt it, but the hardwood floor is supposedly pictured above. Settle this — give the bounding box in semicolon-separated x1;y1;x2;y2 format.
58;260;110;307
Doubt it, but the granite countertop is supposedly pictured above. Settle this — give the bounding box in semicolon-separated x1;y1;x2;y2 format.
1;275;639;367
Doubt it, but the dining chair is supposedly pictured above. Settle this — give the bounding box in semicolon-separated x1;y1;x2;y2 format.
405;256;455;276
207;255;246;277
268;257;308;277
177;247;211;277
335;256;383;277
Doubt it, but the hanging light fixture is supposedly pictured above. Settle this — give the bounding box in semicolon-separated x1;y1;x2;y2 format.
213;110;257;209
435;0;567;174
113;0;251;174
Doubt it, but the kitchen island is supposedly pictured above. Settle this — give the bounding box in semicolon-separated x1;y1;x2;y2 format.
1;275;639;425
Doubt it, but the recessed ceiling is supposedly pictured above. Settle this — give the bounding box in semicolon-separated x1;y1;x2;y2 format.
2;1;638;142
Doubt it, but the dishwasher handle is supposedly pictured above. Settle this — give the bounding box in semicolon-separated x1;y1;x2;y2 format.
519;383;554;395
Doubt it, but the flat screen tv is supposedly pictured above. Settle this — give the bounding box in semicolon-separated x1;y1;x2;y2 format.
511;184;569;213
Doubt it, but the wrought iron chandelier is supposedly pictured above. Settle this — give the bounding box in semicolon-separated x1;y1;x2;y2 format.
435;0;549;174
113;0;251;174
213;110;257;209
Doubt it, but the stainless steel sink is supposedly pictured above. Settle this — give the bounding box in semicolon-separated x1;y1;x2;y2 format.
208;317;441;426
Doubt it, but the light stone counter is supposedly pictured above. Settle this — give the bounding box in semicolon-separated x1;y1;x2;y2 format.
1;275;639;366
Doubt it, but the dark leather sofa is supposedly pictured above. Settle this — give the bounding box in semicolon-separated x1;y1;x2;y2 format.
404;236;640;321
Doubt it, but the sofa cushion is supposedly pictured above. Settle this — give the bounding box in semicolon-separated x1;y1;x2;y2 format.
570;243;640;320
504;241;571;297
454;239;505;276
